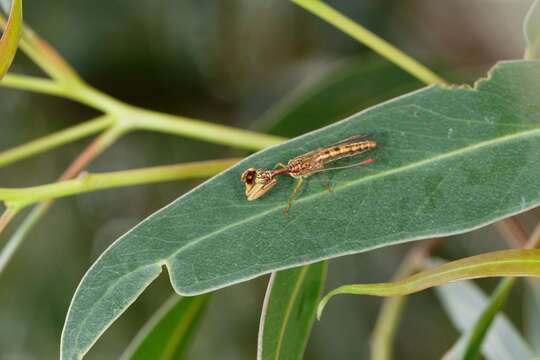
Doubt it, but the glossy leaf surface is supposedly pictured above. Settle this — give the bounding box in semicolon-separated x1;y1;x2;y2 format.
62;60;540;359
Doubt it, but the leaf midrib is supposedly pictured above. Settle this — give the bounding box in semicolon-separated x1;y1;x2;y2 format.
164;127;540;267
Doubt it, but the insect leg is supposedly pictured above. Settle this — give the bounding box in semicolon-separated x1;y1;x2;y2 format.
284;177;304;215
312;158;375;174
274;162;288;170
324;180;333;193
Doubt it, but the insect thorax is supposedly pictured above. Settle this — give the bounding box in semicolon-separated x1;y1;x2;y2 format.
287;158;323;177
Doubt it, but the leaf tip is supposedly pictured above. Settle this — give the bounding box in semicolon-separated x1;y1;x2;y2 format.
316;293;332;320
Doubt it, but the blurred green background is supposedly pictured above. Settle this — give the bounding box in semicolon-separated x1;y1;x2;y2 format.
0;1;536;359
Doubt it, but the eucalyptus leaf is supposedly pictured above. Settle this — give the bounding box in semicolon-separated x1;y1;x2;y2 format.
524;0;540;59
435;277;534;360
318;249;540;319
257;262;326;360
0;0;21;80
121;294;209;360
62;60;540;359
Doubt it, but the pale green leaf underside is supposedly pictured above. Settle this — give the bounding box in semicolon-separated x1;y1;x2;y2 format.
62;60;540;359
435;276;534;360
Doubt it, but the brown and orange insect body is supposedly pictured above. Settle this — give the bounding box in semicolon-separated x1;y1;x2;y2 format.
314;141;377;164
240;135;377;212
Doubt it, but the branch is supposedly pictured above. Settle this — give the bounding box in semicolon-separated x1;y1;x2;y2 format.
2;75;286;151
0;127;125;274
0;114;116;168
0;158;240;210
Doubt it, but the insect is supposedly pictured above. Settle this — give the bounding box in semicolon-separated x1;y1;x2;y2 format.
240;135;377;213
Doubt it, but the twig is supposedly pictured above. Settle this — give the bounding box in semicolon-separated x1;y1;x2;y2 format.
0;128;124;273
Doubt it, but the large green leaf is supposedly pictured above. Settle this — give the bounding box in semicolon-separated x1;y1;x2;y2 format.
61;60;540;359
524;0;540;59
434;276;534;360
257;262;326;360
0;0;22;80
121;294;209;360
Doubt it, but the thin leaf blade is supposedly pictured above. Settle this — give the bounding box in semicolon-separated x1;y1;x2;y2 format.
62;60;540;359
121;295;210;360
0;0;22;80
318;249;540;318
257;262;327;360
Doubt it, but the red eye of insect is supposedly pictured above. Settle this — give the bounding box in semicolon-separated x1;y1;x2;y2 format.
241;168;258;185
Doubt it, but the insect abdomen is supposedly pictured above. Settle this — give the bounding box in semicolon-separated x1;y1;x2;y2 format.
316;141;377;162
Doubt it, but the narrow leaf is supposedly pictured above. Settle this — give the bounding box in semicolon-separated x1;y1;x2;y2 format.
459;277;516;359
258;262;326;360
0;0;79;81
121;295;210;360
62;60;540;359
435;277;534;360
525;0;540;59
318;249;540;319
0;0;22;80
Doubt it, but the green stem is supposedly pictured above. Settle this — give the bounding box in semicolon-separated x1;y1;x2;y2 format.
291;0;447;86
126;109;285;150
1;75;286;151
0;114;116;168
0;127;125;274
57;83;287;149
0;159;240;209
2;74;68;96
